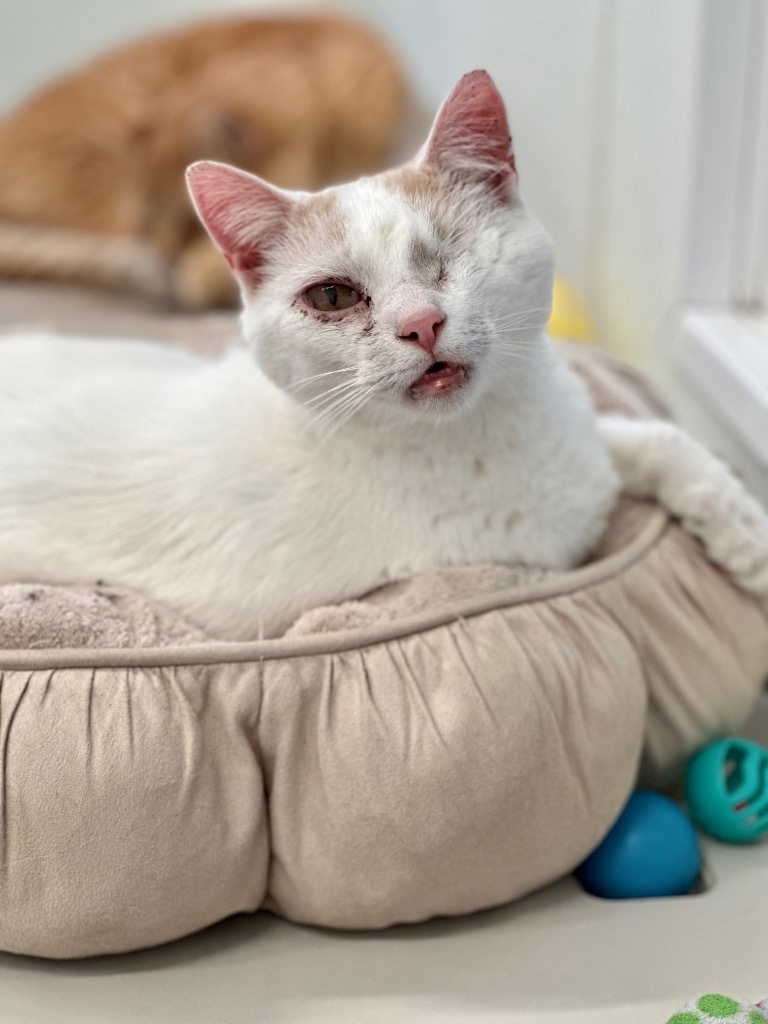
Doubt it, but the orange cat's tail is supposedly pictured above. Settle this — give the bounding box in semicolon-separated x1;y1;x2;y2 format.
0;221;173;301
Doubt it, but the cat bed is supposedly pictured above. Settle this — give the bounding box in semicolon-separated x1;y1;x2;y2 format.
0;324;767;960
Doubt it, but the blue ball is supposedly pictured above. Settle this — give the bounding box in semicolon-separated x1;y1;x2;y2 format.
575;790;701;899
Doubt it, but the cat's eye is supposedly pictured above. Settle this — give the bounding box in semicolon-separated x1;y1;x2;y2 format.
304;282;361;312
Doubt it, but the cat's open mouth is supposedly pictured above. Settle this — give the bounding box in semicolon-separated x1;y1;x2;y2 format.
409;361;469;397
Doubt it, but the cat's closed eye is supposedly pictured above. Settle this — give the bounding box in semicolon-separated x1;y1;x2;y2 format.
303;282;361;312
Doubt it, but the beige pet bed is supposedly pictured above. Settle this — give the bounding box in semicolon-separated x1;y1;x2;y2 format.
0;295;767;959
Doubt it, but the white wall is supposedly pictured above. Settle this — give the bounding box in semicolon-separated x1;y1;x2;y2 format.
0;0;740;390
585;0;706;375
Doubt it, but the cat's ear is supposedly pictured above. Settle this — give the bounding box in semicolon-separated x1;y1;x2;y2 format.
420;70;517;202
186;161;289;285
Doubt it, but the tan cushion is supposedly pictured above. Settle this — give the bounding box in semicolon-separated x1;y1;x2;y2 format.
0;287;767;958
2;499;766;958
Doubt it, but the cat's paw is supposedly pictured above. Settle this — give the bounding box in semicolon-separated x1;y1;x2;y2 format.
599;415;768;596
171;238;238;310
680;480;768;595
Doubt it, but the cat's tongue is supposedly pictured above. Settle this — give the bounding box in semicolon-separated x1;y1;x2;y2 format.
410;361;467;397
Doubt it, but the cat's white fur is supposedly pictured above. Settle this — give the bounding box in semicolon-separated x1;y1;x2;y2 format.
1;71;767;639
0;324;615;639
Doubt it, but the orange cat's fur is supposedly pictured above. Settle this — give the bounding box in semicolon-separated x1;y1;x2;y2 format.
0;15;406;308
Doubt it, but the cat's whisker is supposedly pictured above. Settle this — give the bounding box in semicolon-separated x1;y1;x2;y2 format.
492;329;542;343
492;332;545;347
492;320;545;331
492;344;540;362
493;327;548;344
493;321;548;333
489;343;541;366
489;313;548;329
492;342;543;357
491;307;552;327
304;385;365;432
310;386;371;434
491;318;548;333
286;367;355;393
314;385;377;446
301;377;361;409
492;330;546;346
493;305;553;317
303;392;371;434
306;377;375;433
303;386;360;413
493;338;539;350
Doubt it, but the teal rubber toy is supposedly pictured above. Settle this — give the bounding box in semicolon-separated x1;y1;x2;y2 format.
685;737;768;843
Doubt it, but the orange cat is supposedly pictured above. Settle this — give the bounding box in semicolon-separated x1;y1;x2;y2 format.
0;15;406;308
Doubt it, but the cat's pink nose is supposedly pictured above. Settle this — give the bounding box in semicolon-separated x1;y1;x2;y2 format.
397;307;446;355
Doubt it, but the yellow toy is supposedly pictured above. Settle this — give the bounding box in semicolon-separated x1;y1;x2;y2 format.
548;276;593;342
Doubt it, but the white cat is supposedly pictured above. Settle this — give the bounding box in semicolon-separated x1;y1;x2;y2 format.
0;71;767;640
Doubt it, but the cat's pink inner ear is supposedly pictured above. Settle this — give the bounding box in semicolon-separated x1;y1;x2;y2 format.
423;70;517;200
186;161;289;283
